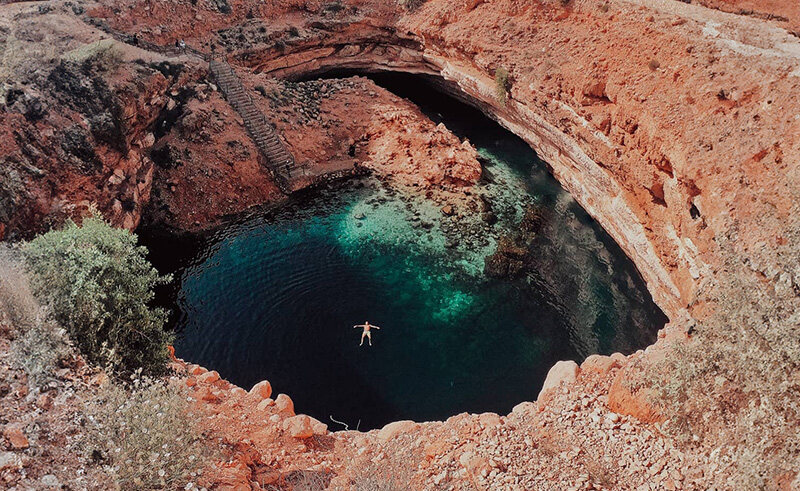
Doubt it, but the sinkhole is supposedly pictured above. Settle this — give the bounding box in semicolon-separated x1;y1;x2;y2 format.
140;73;666;431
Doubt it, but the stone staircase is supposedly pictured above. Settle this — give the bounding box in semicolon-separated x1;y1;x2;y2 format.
209;59;302;193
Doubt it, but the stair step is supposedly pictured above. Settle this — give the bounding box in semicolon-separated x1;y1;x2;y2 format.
212;60;296;191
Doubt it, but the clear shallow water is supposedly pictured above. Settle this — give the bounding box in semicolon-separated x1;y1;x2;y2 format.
141;75;666;430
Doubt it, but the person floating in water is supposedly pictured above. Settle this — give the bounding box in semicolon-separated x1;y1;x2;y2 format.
353;321;380;346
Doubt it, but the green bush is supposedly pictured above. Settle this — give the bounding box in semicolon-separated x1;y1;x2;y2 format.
23;214;172;376
494;67;510;105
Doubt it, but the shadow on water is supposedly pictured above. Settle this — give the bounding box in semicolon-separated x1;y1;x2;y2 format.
139;72;666;430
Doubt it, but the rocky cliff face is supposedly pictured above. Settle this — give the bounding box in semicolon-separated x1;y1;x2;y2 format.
199;0;800;323
11;0;799;318
2;0;799;488
0;3;204;239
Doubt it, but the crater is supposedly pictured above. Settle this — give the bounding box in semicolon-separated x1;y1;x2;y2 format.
140;73;666;431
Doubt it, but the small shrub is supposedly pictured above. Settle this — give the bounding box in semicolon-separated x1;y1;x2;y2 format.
648;59;660;71
322;1;345;13
23;213;172;376
352;474;406;491
84;374;211;489
0;246;71;385
582;457;616;489
277;470;331;490
494;67;510;105
62;39;123;72
599;3;609;12
0;245;40;331
350;458;413;491
11;316;72;387
396;0;426;12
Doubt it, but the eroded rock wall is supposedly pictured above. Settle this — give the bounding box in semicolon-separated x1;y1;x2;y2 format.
214;0;800;320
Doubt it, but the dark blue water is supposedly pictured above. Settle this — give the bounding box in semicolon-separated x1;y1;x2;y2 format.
141;75;665;430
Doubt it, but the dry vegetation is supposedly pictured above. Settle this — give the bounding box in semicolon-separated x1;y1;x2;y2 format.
396;0;427;13
494;67;510;105
648;222;800;486
1;224;211;490
83;373;213;490
61;39;124;71
0;245;72;386
351;472;407;491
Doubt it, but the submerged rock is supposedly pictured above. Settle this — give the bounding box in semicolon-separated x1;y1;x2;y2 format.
483;252;510;278
520;205;545;234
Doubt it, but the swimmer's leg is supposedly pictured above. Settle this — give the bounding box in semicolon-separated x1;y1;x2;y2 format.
367;331;372;346
360;332;366;346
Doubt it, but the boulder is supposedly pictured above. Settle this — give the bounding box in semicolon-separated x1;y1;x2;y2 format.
478;412;502;428
40;475;60;488
581;354;618;376
283;415;314;439
249;380;272;400
537;360;579;399
377;420;418;441
3;425;28;450
275;393;295;416
198;370;220;384
424;439;450;460
308;416;328;436
195;386;221;403
441;204;454;216
510;401;536;419
0;451;23;472
256;398;274;411
36;393;53;410
459;451;490;477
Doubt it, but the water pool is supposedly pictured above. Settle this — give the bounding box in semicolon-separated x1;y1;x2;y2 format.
141;75;666;430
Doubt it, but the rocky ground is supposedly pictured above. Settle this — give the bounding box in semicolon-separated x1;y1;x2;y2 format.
1;0;799;488
0;0;481;236
170;328;720;490
0;293;112;489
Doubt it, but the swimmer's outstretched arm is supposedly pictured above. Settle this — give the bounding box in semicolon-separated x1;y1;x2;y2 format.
354;324;365;328
371;325;381;329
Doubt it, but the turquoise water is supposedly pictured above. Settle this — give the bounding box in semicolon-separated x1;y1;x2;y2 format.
142;75;665;429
